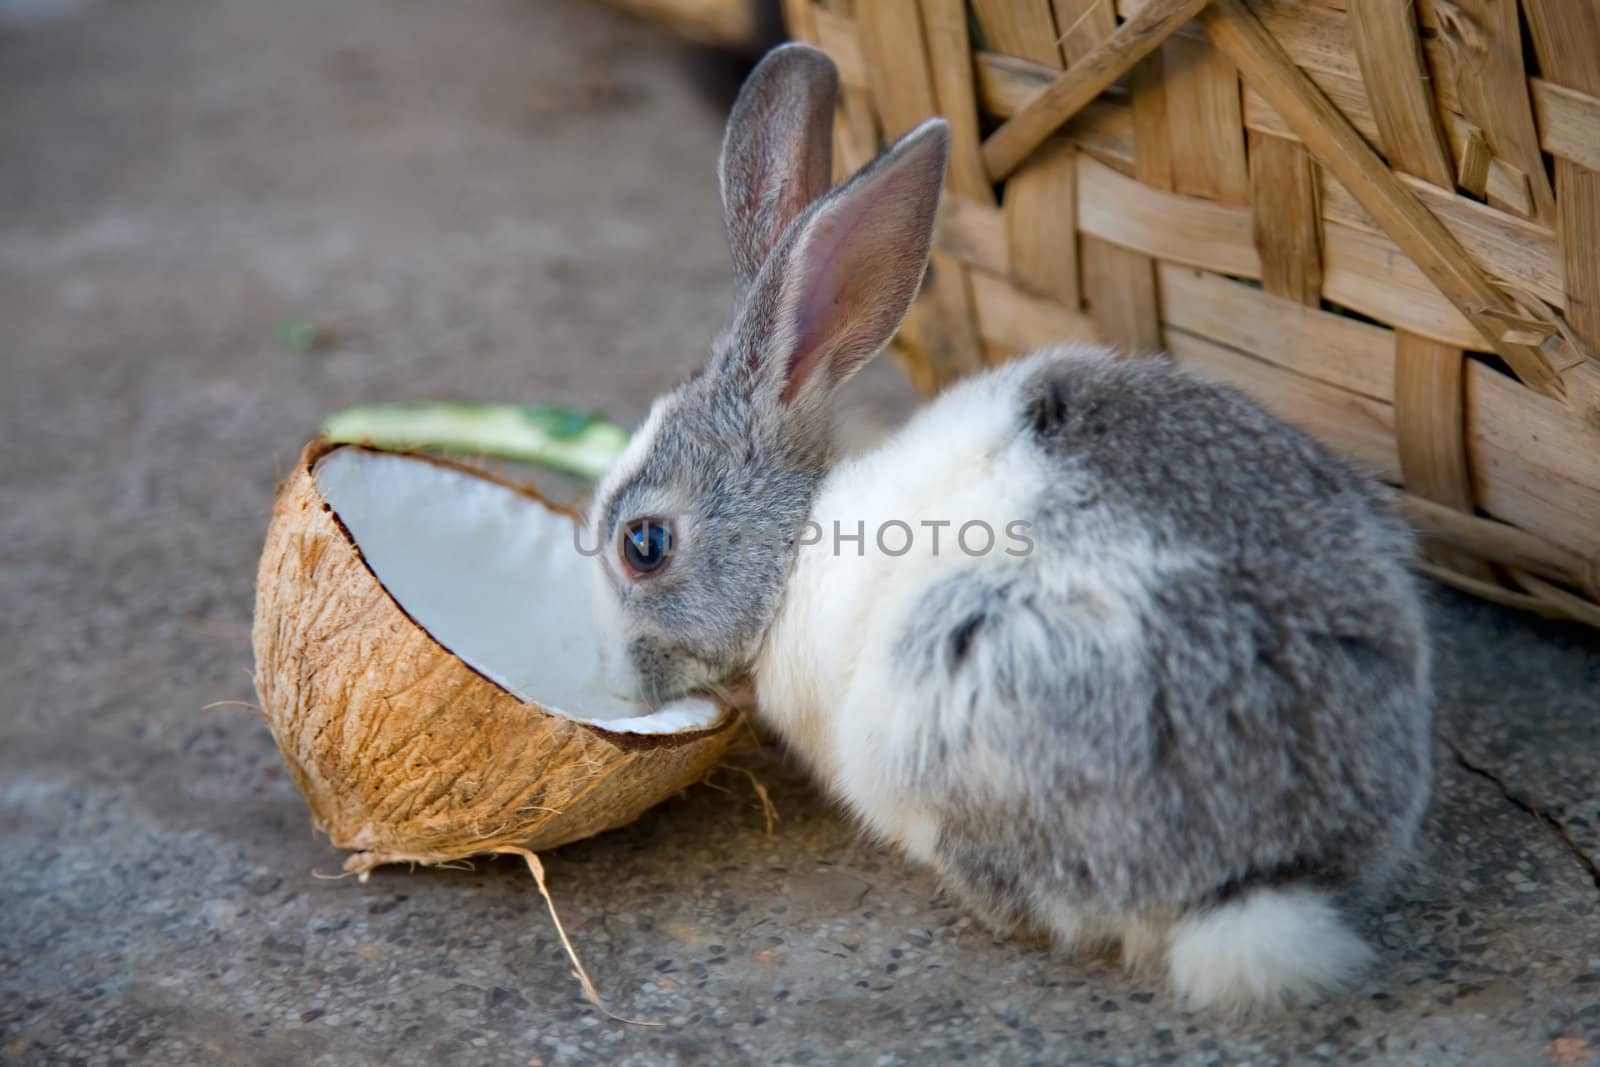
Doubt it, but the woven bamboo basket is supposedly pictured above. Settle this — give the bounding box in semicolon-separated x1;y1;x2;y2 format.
781;0;1600;626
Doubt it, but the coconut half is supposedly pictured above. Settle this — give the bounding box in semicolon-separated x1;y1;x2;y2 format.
252;440;738;874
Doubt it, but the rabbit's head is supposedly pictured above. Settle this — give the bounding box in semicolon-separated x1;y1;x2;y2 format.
586;44;948;704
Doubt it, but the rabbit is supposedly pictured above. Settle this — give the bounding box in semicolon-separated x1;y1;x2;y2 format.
586;43;1433;1012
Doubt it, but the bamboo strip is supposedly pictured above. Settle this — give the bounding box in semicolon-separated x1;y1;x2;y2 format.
1156;264;1393;400
936;196;1009;276
1425;0;1555;223
901;253;986;389
1162;308;1600;561
1245;0;1361;82
1503;570;1600;627
1242;73;1382;150
1162;35;1250;203
1520;0;1600;98
1186;0;1600;185
1394;333;1473;510
1321;221;1477;347
1415;561;1599;624
1201;0;1563;398
856;0;937;139
971;0;1063;66
1317;170;1565;311
1110;12;1173;342
1468;446;1600;567
1465;360;1600;560
833;85;881;179
1348;0;1454;187
1556;161;1600;353
1006;139;1082;305
1533;80;1600;173
1250;97;1567;312
1076;153;1259;275
1402;496;1598;596
1465;359;1600;511
1083;236;1163;353
1454;121;1491;199
973;52;1058;115
920;0;994;204
973;56;1139;171
981;1;1085;309
1485;159;1534;219
968;266;1101;354
1053;0;1118;62
811;7;867;89
780;0;816;41
981;0;1207;181
1065;0;1170;334
1155;268;1600;561
1393;332;1493;577
1248;130;1323;305
857;0;986;388
1130;53;1175;190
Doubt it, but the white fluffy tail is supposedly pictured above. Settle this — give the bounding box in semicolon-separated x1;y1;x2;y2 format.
1166;887;1373;1012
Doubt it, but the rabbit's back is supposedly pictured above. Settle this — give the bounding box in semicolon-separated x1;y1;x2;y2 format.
763;346;1432;925
1020;346;1416;587
894;347;1432;912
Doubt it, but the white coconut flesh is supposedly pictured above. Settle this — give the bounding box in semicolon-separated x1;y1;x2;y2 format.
313;448;722;735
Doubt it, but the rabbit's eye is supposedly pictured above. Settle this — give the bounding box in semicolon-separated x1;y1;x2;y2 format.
620;517;674;578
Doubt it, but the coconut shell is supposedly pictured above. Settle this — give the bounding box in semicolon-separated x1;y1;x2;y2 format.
252;440;738;874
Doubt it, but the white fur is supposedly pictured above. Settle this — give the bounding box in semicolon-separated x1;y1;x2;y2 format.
1166;888;1373;1012
754;350;1163;853
588;393;679;698
593;392;677;512
756;356;1052;842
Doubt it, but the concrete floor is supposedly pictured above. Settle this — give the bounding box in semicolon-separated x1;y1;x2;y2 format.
3;0;1599;1064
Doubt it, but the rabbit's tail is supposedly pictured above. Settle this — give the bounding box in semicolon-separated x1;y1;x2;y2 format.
1166;886;1373;1012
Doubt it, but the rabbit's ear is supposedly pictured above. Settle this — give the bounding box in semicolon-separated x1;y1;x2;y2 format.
719;44;839;297
743;118;948;410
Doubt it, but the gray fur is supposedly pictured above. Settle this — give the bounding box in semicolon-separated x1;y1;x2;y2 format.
900;354;1431;927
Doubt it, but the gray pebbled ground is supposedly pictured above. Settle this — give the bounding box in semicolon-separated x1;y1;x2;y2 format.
1;0;1598;1064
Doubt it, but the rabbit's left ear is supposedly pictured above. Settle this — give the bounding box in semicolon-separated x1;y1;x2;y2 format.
739;118;949;411
719;44;839;298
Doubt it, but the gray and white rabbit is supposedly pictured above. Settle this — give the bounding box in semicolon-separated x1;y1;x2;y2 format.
587;44;1432;1011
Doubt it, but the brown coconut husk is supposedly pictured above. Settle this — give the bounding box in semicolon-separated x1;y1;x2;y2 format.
252;440;739;877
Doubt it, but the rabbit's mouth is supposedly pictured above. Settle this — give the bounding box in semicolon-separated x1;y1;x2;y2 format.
688;674;758;716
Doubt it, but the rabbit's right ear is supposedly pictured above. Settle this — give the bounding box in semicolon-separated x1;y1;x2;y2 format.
719;44;839;298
